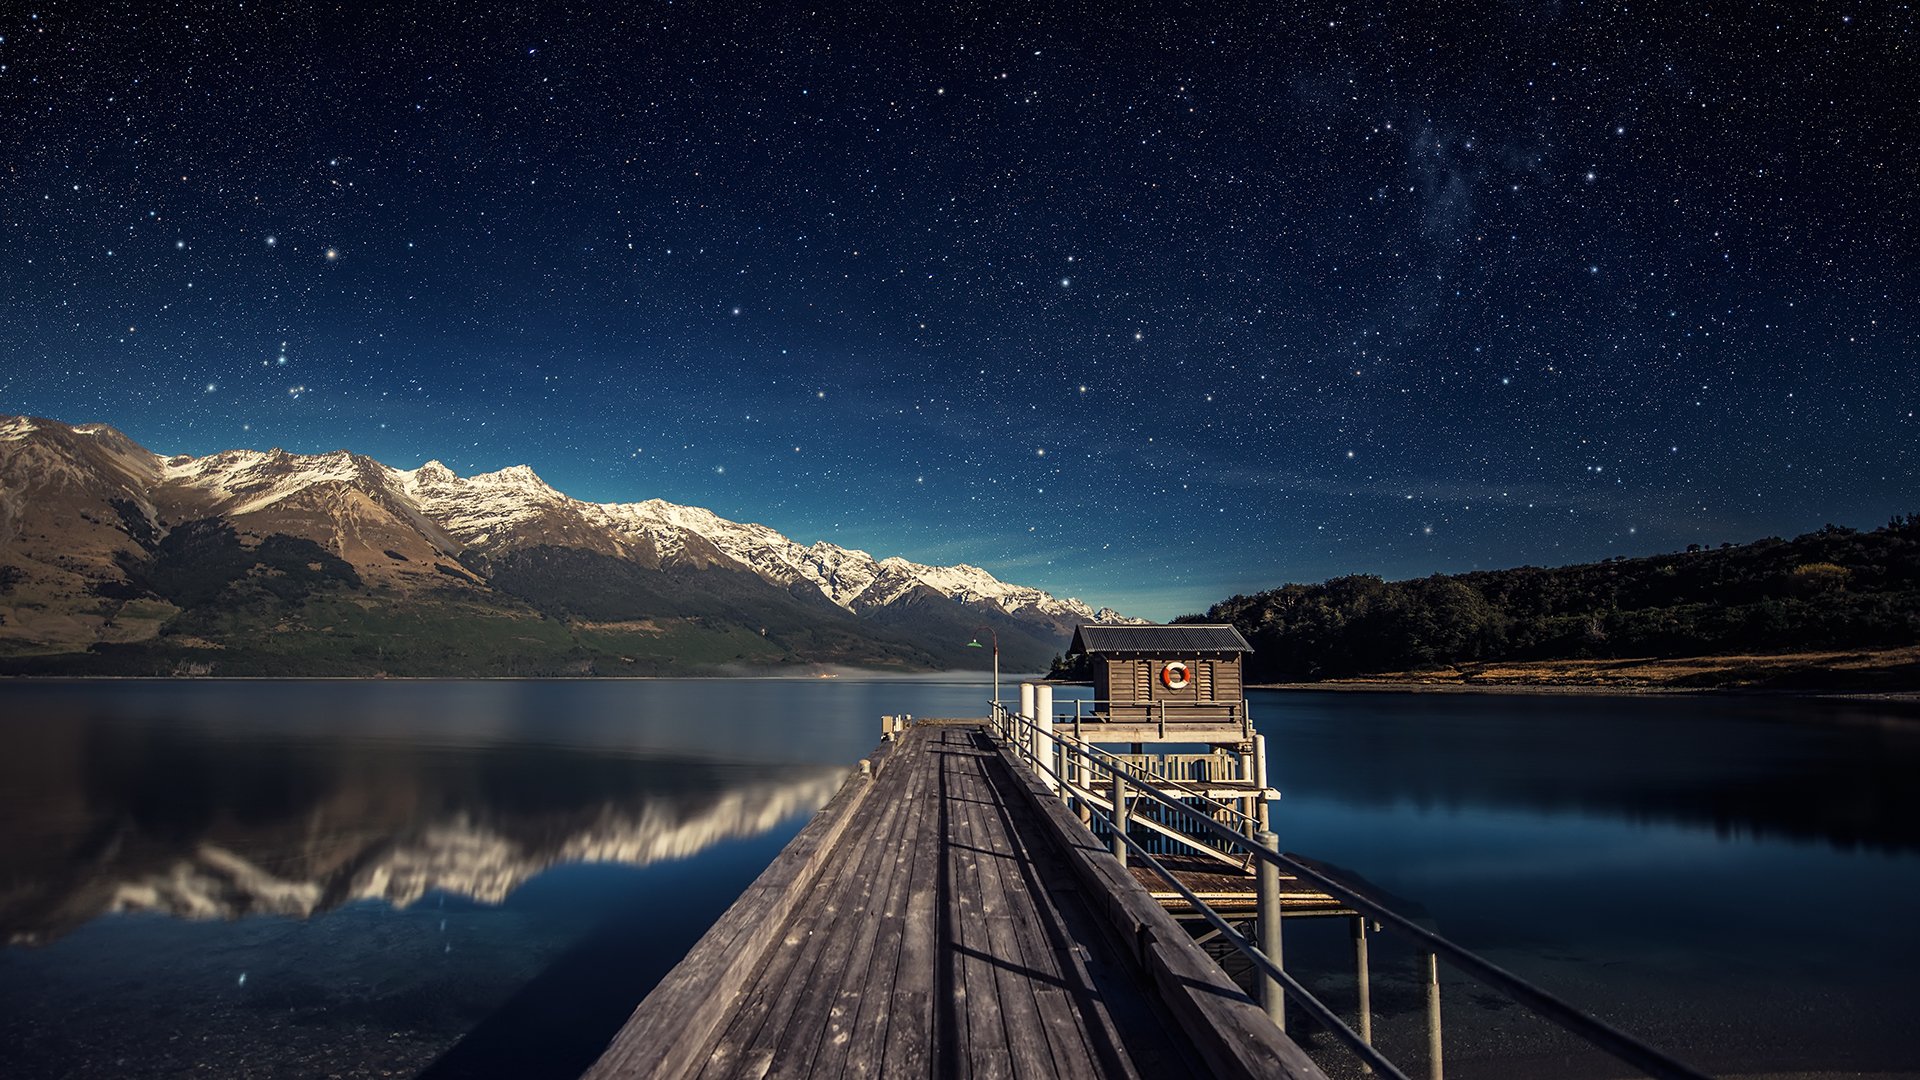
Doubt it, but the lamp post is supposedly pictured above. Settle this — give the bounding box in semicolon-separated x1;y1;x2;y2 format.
965;626;1000;707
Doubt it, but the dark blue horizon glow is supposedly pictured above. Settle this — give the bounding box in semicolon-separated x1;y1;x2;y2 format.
3;3;1913;619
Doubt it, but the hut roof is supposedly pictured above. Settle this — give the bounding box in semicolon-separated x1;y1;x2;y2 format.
1068;623;1252;655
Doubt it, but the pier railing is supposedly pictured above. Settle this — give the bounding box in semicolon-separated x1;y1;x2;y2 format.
1057;696;1255;742
988;700;1710;1080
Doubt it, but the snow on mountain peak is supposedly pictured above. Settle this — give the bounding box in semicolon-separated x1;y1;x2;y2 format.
475;463;550;488
14;416;1139;626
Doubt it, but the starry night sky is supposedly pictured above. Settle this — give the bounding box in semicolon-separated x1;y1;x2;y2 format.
3;2;1915;618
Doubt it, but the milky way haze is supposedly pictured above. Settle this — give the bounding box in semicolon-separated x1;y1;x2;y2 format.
3;2;1913;617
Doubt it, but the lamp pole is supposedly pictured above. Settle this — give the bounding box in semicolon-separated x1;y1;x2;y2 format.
967;626;1000;707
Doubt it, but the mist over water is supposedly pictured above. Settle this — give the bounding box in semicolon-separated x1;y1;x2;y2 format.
0;680;1914;1078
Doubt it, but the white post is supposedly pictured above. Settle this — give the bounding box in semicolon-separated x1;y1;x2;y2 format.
1255;732;1273;832
1035;683;1055;793
1019;682;1037;766
1257;829;1285;1029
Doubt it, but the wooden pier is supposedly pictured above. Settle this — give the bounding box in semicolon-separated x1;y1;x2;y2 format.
584;721;1326;1079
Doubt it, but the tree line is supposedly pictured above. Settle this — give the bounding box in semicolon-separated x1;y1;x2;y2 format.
1177;515;1920;682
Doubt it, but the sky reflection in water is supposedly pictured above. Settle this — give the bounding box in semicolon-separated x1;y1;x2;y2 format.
0;681;1914;1078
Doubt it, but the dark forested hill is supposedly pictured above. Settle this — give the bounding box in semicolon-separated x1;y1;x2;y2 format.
1196;516;1920;683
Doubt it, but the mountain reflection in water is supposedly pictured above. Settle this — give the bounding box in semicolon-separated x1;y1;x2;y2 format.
0;678;1002;1080
0;689;850;946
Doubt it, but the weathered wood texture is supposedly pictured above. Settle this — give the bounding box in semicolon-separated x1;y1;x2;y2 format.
582;744;893;1080
989;739;1329;1080
1123;853;1349;917
587;724;1321;1080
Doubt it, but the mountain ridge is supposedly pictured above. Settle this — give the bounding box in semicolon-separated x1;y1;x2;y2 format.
0;415;1140;675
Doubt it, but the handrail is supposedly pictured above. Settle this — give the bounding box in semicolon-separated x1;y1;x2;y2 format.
988;701;1711;1080
999;706;1408;1079
1105;804;1410;1079
1015;702;1262;824
1049;722;1261;834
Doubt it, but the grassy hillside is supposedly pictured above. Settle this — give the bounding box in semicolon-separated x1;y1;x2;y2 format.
1199;515;1920;687
0;523;938;677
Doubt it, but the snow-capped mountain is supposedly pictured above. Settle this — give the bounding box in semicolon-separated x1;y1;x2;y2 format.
145;432;1124;626
0;415;1140;674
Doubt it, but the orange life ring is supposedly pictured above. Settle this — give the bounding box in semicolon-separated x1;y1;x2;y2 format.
1161;661;1191;690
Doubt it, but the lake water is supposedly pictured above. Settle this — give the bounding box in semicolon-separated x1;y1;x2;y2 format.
0;680;1914;1079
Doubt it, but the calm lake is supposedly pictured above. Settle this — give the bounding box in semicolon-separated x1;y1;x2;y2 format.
0;680;1915;1079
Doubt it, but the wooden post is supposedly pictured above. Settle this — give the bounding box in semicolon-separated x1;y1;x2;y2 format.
1255;829;1284;1030
1109;767;1127;867
1353;916;1373;1071
1426;952;1444;1080
1035;683;1055;793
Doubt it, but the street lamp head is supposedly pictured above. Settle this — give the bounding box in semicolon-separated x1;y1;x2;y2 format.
966;639;983;649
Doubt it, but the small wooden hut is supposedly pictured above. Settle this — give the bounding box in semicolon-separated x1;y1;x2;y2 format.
1067;624;1253;741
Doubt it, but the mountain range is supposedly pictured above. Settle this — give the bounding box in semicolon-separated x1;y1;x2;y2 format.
0;415;1138;675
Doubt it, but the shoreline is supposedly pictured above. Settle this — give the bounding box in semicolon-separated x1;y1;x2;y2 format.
1243;645;1920;702
1250;679;1920;705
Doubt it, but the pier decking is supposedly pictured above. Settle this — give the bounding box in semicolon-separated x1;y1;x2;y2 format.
585;722;1323;1079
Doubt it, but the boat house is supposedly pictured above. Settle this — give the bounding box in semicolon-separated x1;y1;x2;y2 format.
1066;623;1254;743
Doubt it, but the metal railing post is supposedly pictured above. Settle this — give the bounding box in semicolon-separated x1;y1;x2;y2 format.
1426;952;1444;1080
1354;916;1373;1071
992;708;1705;1080
1256;829;1285;1030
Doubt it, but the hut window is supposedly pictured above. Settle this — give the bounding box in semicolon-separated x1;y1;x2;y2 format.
1133;660;1151;701
1198;660;1215;700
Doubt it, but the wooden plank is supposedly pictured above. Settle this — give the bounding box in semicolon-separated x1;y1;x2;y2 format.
1140;931;1327;1080
988;738;1329;1080
595;722;1317;1080
947;732;1010;1079
835;725;936;1079
880;728;943;1077
806;727;930;1077
709;736;917;1077
1008;789;1193;1080
955;732;1060;1080
971;740;1108;1080
585;756;883;1080
759;765;912;1077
